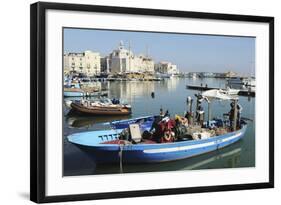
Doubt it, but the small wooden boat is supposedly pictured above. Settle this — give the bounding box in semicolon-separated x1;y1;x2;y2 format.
70;99;132;116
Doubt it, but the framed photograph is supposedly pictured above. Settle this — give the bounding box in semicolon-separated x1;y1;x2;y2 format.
30;2;274;203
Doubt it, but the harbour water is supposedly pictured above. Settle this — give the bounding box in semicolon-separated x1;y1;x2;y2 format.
63;78;255;176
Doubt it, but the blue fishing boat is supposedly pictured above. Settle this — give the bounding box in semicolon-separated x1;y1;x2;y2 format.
67;89;248;164
67;120;247;163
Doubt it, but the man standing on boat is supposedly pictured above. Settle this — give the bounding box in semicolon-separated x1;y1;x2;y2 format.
186;96;194;125
195;94;204;126
229;101;243;129
196;105;204;126
237;101;243;128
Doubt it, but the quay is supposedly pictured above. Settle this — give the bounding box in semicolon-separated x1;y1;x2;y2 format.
186;84;255;97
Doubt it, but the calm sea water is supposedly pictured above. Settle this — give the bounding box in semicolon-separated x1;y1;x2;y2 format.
63;78;255;176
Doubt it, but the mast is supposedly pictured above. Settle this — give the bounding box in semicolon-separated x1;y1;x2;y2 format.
207;101;211;122
233;99;238;131
129;41;131;72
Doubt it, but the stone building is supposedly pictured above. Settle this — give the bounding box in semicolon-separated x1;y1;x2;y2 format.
64;50;101;76
104;41;154;74
155;61;179;74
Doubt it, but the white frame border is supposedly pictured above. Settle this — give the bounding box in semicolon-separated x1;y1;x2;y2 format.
45;9;269;196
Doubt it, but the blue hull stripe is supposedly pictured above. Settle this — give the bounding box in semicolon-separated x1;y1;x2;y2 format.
143;131;242;154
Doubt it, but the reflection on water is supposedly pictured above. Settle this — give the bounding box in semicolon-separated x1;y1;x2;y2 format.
66;114;130;128
109;79;179;102
64;139;243;176
63;78;255;176
97;143;242;175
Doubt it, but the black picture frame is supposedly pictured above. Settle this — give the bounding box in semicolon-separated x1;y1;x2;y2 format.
30;1;274;203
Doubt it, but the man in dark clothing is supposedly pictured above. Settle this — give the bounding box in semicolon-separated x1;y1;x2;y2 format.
194;93;204;125
229;103;235;128
196;105;204;126
229;101;243;129
237;102;242;128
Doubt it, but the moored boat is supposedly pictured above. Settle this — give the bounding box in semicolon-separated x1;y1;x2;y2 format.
227;77;244;85
64;83;86;97
220;87;239;95
64;87;85;97
67;121;247;163
64;87;108;97
243;78;256;87
70;99;132;116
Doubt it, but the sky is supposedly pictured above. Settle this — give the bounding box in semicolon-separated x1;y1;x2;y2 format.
64;28;255;75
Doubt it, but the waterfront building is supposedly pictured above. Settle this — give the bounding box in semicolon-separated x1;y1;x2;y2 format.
133;55;155;73
100;56;111;73
64;50;101;76
155;61;179;75
105;41;155;74
225;71;237;78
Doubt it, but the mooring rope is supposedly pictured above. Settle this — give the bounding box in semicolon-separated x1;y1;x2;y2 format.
118;142;123;173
